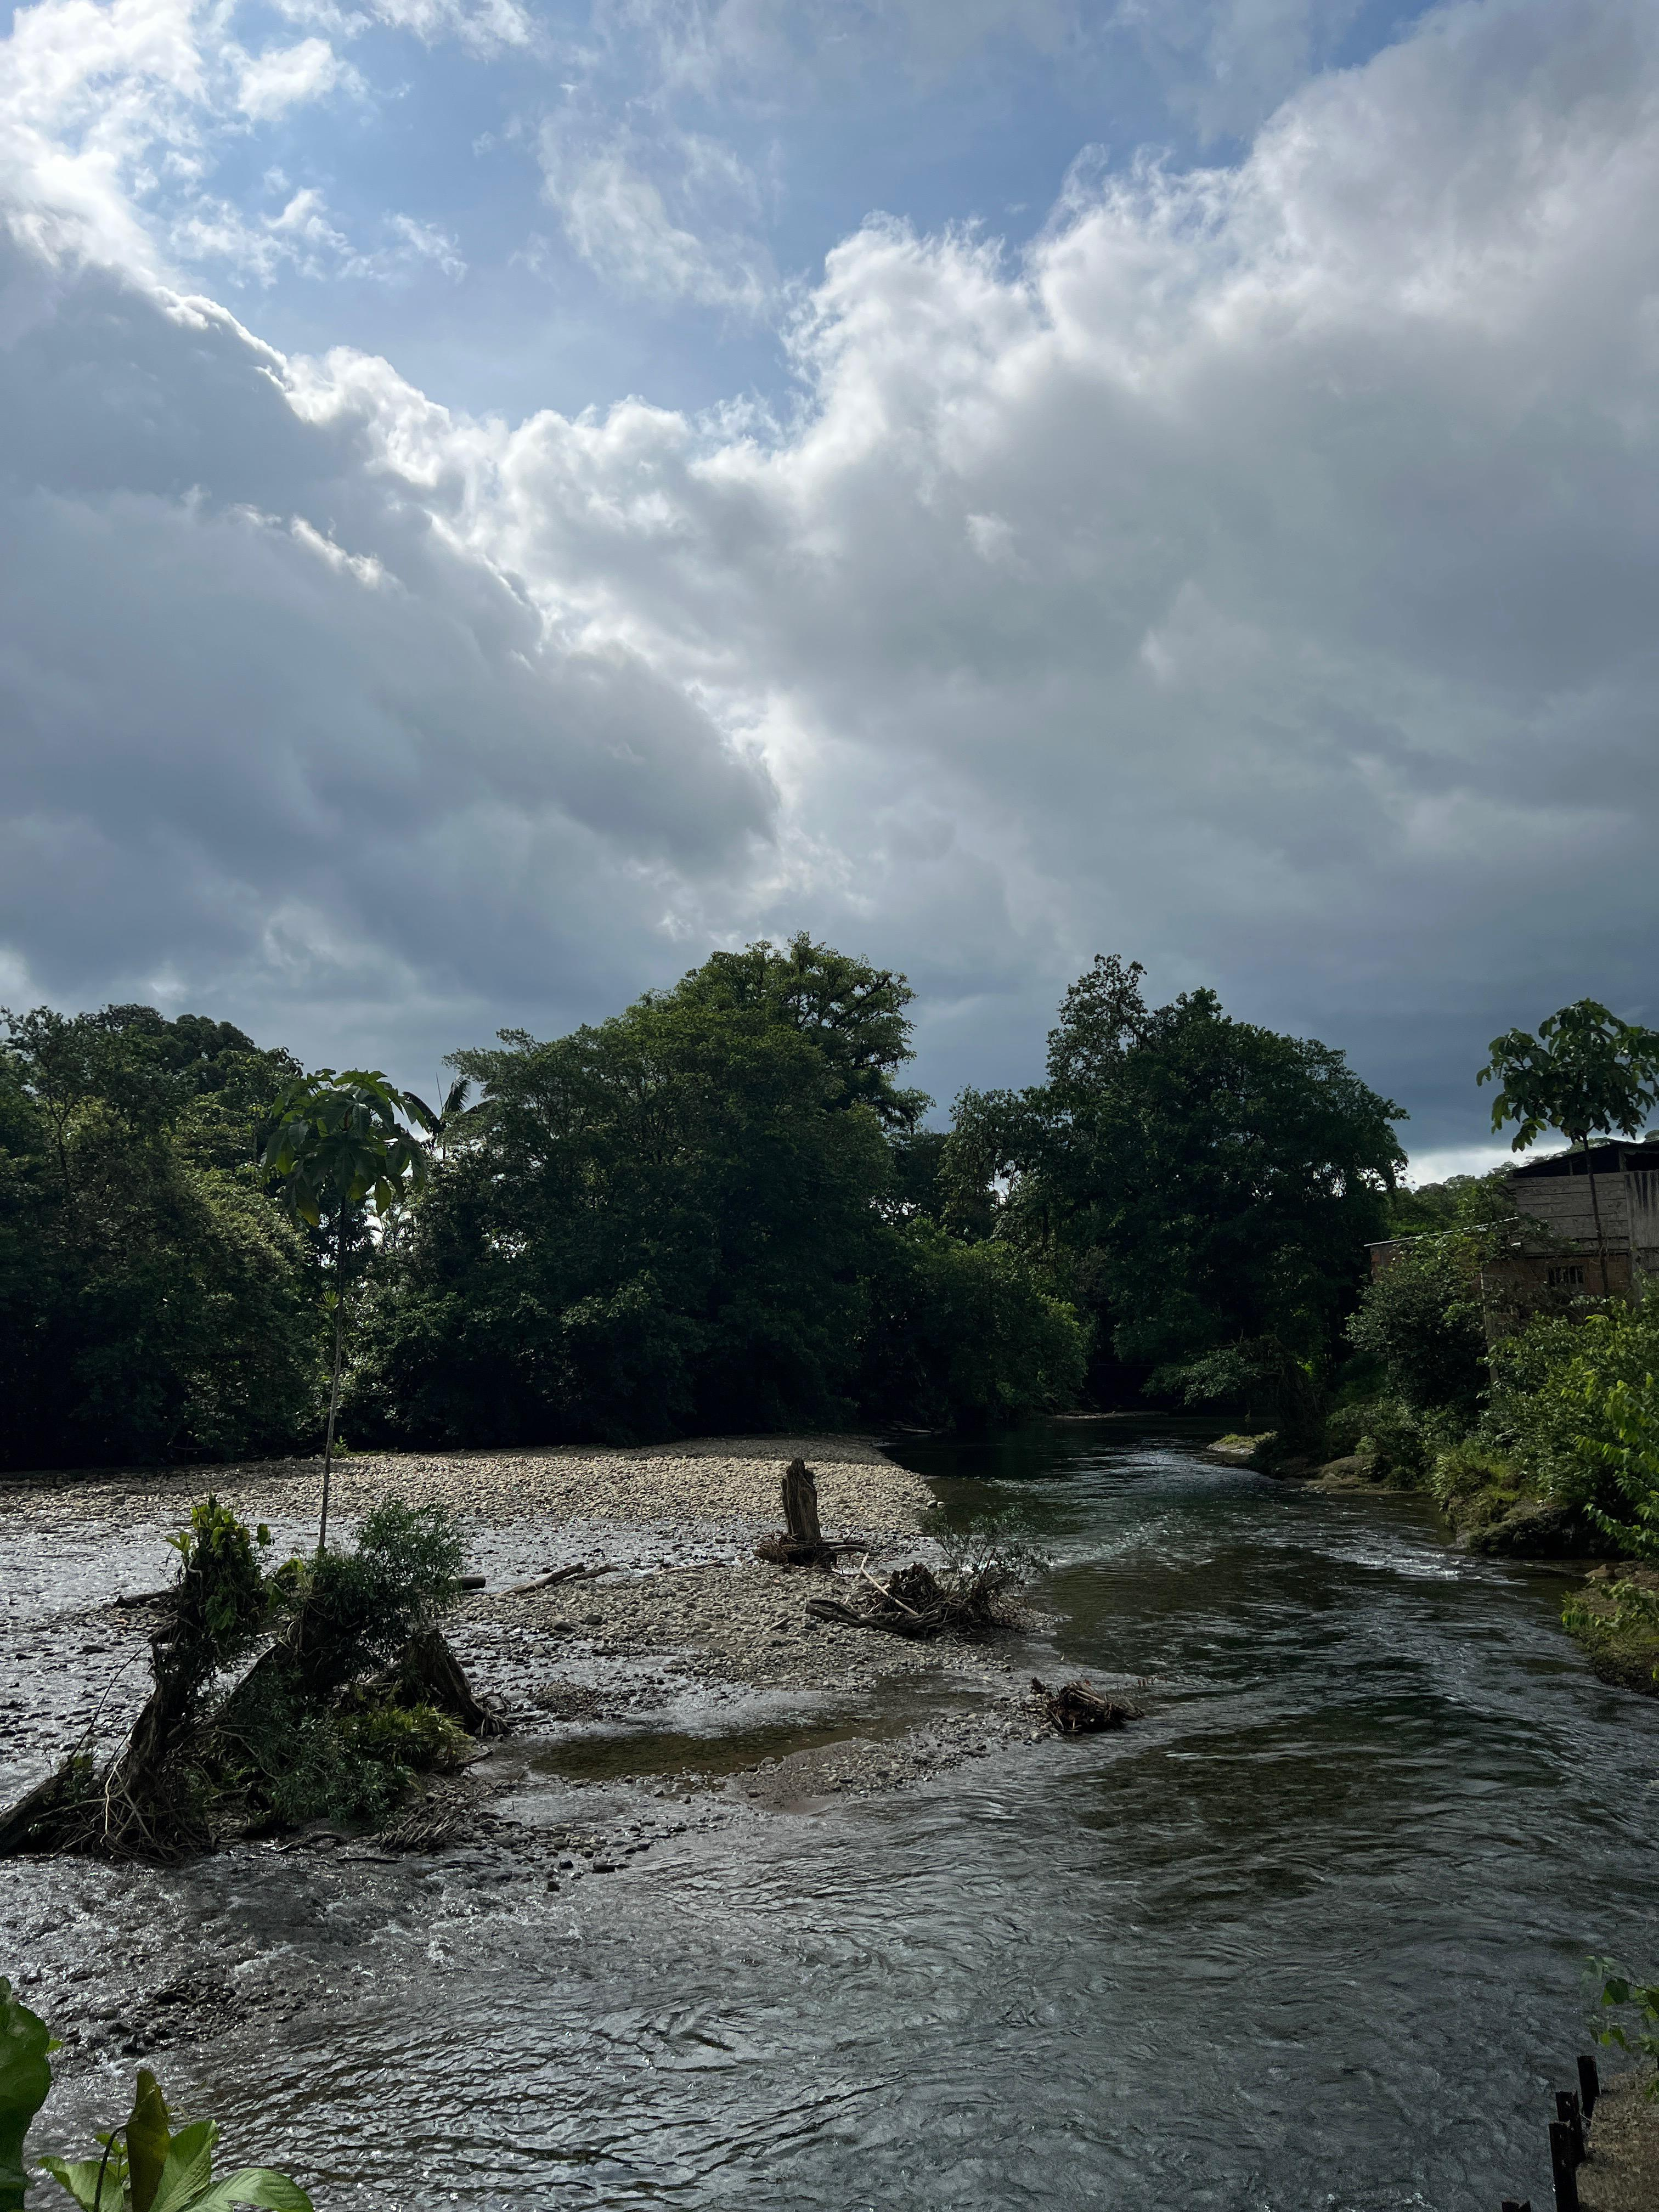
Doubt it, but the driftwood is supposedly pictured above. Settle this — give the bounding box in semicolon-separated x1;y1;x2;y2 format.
506;1561;613;1597
805;1561;1011;1640
756;1460;865;1568
1030;1677;1138;1734
377;1794;469;1853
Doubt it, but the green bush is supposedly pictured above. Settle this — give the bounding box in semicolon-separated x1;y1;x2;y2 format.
1346;1242;1486;1417
1323;1396;1433;1483
0;1008;320;1471
1488;1291;1659;1532
1428;1437;1523;1521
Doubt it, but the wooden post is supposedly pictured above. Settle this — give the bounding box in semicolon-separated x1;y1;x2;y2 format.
1555;2092;1584;2165
1576;2055;1598;2121
1549;2121;1579;2212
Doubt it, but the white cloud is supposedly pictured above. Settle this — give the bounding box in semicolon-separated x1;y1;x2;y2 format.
0;0;479;287
235;36;353;120
539;120;774;308
3;0;1658;1144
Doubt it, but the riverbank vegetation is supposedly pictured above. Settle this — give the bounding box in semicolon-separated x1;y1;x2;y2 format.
0;1496;492;1861
2;1978;311;2211
5;952;1658;1690
0;944;1405;1469
1331;1117;1659;1685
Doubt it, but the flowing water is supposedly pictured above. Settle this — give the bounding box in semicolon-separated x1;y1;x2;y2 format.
7;1420;1658;2210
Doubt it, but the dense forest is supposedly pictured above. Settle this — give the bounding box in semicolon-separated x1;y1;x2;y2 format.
1;940;1409;1470
5;936;1658;1679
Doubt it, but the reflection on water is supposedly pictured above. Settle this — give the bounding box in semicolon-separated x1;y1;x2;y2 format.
9;1420;1659;2210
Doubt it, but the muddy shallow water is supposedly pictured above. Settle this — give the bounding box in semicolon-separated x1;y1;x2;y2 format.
5;1421;1658;2210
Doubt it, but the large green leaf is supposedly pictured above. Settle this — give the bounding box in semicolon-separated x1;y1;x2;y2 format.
125;2072;170;2212
37;2151;128;2211
0;1978;57;2212
184;2168;313;2211
146;2121;218;2212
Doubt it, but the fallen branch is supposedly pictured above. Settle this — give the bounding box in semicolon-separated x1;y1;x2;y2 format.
804;1560;1013;1640
506;1561;613;1596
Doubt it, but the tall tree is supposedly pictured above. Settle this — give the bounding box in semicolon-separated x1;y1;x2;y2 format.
1479;1000;1659;1295
0;1006;316;1470
947;956;1405;1431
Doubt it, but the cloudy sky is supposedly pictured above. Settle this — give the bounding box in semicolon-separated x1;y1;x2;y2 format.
1;0;1654;1169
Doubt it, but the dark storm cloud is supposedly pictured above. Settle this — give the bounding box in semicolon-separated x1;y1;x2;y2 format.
2;0;1657;1158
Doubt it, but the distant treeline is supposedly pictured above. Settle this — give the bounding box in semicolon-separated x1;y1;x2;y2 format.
0;941;1408;1470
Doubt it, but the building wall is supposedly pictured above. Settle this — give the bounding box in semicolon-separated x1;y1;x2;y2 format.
1512;1168;1659;1283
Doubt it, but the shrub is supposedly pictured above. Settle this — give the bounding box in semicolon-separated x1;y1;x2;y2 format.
859;1223;1088;1429
1323;1396;1433;1485
1346;1242;1486;1417
1489;1291;1659;1533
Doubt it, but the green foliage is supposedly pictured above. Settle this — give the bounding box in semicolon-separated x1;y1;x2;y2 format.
1566;1365;1659;1557
1480;1001;1659;1153
654;934;928;1130
261;1070;439;1548
859;1223;1088;1430
1562;1574;1659;1693
5;2002;309;2211
283;1498;465;1694
1;1978;57;2211
1488;1293;1659;1530
1325;1397;1435;1483
259;1071;436;1232
255;1697;472;1830
1427;1436;1521;1516
0;1006;319;1471
37;2067;312;2210
1346;1242;1487;1417
949;955;1405;1414
346;945;911;1443
155;1500;274;1721
1588;1961;1659;2096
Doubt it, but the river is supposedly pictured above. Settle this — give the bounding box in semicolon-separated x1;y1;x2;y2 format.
9;1420;1658;2210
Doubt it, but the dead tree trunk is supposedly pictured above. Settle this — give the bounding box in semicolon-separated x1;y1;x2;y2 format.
782;1458;823;1547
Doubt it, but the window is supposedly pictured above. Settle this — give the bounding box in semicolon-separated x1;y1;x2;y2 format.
1547;1264;1585;1288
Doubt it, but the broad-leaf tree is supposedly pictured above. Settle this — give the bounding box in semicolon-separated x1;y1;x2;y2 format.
1479;1000;1659;1294
0;1007;315;1471
261;1072;436;1551
947;955;1406;1435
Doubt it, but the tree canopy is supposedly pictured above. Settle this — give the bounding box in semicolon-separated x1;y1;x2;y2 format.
946;955;1406;1418
0;1006;318;1470
2;945;1420;1468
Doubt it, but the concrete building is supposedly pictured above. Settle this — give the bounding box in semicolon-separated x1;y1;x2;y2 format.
1367;1137;1659;1323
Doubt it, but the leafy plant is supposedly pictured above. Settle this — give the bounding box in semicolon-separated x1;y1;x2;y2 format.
261;1071;438;1553
1;1979;56;2211
1486;1293;1659;1533
1588;1959;1659;2097
1;1984;311;2209
1572;1368;1659;1558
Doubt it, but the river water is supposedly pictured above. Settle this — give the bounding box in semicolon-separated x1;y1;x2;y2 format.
8;1420;1659;2210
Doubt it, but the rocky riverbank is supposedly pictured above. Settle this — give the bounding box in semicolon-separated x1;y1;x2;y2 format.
0;1436;1042;1845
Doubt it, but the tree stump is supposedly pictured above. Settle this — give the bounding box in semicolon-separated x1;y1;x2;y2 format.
396;1629;507;1737
782;1459;823;1547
